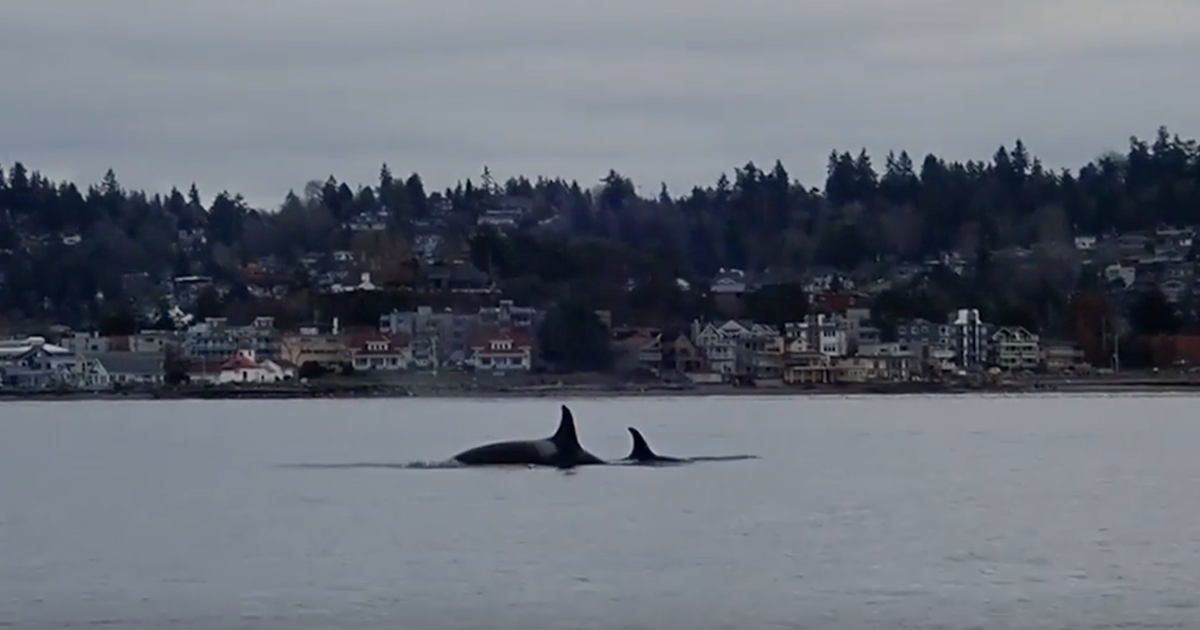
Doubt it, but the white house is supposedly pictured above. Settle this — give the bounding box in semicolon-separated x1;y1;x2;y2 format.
709;269;747;295
690;321;739;374
468;328;534;372
0;336;91;389
691;320;779;374
349;331;412;371
190;349;292;384
992;326;1041;371
783;315;847;358
88;352;165;386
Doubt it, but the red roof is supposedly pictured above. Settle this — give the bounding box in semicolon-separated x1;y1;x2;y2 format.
468;327;534;352
220;351;261;370
348;330;411;355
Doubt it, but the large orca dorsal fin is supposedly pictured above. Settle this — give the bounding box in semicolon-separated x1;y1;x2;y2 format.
550;405;581;449
626;427;657;460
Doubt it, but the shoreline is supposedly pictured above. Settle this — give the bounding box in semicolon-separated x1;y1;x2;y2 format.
6;377;1200;402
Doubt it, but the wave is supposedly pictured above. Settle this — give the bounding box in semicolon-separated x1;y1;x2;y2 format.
686;454;761;462
277;460;469;470
279;455;759;470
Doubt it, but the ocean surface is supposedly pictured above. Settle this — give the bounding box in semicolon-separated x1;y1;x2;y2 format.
2;394;1200;630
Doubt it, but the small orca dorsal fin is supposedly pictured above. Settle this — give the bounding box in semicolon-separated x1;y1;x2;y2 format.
626;427;657;460
550;405;581;449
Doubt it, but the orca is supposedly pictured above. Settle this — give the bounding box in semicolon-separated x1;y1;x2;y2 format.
622;426;762;466
451;405;606;468
623;427;687;465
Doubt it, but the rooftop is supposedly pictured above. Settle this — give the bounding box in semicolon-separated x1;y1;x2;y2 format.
0;336;73;358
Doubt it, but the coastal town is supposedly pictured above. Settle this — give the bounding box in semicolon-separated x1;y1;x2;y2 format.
4;131;1200;397
0;243;1189;397
0;299;1089;396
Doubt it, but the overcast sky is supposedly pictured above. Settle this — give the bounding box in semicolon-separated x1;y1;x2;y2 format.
2;0;1198;209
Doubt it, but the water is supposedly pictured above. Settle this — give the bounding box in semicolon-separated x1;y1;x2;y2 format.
2;394;1200;629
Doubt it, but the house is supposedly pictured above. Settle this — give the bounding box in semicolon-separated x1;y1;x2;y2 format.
129;331;181;354
87;352;165;386
421;260;494;293
923;344;959;375
0;336;84;389
783;352;834;385
856;343;916;381
692;319;782;375
736;332;785;379
834;307;879;354
1115;233;1152;258
59;331;113;354
171;275;215;307
478;300;540;330
947;308;992;369
898;318;953;348
632;333;664;371
280;325;350;367
898;309;992;370
413;234;444;263
343;208;389;232
1156;226;1194;250
71;356;113;390
183;317;281;361
710;268;748;314
660;331;706;374
380;305;479;365
690;321;739;374
475;195;532;230
836;353;912;382
801;267;852;293
925;251;968;276
784;314;847;358
468;328;535;372
349;331;412;371
428;194;454;217
1039;342;1088;373
834;356;891;383
609;329;661;374
477;209;524;229
991;326;1041;371
710;268;747;295
189;349;292;384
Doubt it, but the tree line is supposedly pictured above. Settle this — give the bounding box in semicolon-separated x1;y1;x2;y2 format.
1;126;1199;334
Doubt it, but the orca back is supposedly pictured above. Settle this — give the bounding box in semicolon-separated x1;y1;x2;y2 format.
626;427;659;461
450;404;605;467
550;405;605;466
550;405;581;448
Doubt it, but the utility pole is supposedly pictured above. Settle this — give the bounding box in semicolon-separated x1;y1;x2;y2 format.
1113;328;1120;372
1102;317;1120;372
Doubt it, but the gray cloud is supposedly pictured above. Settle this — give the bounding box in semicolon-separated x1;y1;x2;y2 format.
2;0;1198;208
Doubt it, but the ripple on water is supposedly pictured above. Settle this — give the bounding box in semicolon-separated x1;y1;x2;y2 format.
4;396;1200;628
